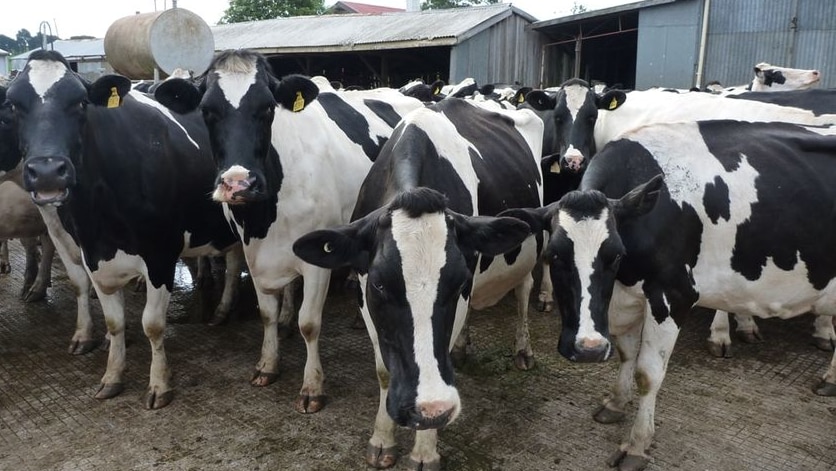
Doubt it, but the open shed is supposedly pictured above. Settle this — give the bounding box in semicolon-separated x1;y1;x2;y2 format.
210;4;545;89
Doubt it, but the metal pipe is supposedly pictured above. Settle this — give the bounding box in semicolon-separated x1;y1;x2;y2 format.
694;0;711;88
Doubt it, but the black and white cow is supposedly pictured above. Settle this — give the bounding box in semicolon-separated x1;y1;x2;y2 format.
154;49;425;413
6;50;242;409
505;119;836;471
399;79;446;103
722;62;821;95
294;97;543;470
521;79;626;311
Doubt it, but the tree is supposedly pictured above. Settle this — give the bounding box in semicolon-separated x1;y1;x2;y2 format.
422;0;500;9
570;1;588;14
220;0;325;23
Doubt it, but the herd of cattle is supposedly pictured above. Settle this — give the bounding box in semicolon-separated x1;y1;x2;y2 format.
0;49;834;471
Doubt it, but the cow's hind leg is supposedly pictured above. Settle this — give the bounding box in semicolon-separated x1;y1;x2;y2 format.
277;279;299;339
707;309;733;358
294;267;329;413
208;246;243;326
19;237;39;297
811;315;836;352
142;283;174;409
513;272;535;370
22;233;54;302
734;312;763;343
813;323;836;396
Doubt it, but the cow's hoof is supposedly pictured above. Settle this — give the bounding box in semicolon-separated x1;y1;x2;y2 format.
736;330;763;344
365;444;398;469
68;339;99;355
22;287;47;303
813;380;836;396
706;341;732;358
537;300;554;313
99;336;111;352
812;337;836;352
144;389;174;410
606;449;649;471
294;394;326;414
513;350;535;370
593;404;626;424
94;382;124;400
406;456;441;471
207;311;227;327
277;324;295;340
250;370;279;387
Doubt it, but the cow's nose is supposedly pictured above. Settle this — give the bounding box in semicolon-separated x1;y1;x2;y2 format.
411;400;457;430
24;156;75;190
562;153;585;172
570;337;612;363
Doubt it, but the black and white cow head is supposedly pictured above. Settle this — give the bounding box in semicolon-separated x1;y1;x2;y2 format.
0;85;20;176
294;187;530;429
502;176;662;363
154;49;319;205
399;79;446;103
525;79;626;174
751;62;820;92
5;50;131;205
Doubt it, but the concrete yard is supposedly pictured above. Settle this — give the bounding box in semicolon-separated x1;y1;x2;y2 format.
1;240;834;471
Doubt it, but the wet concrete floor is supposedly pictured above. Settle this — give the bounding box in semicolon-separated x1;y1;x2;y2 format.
1;240;835;470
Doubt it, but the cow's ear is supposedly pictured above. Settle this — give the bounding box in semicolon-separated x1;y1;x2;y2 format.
513;87;533;106
88;75;131;108
497;206;553;234
614;174;663;219
274;74;319;112
293;212;377;271
540;153;562;175
154;78;203;114
430;80;446;97
524;90;556;111
597;89;626;111
452;212;531;256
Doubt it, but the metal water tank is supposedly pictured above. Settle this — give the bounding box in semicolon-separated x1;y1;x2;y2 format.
104;8;214;80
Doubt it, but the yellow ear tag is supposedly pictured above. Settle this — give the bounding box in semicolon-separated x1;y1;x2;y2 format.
550;161;561;174
292;91;305;112
107;87;120;108
608;97;618;110
519;94;525;103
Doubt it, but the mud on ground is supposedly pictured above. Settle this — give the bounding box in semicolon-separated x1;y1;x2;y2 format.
1;240;834;471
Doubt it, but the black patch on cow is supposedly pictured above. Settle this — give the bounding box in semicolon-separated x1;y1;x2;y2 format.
317;92;379;160
729;89;836;116
703;176;730;224
363;99;404;129
389;186;447;217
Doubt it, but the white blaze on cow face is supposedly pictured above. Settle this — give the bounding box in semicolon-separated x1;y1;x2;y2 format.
564;83;590;122
215;57;258;109
27;60;67;101
390;208;461;422
558;207;611;346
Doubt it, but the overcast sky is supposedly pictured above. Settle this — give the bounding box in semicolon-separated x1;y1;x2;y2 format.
0;0;634;40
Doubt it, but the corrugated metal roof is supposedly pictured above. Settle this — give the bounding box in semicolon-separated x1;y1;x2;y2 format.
10;39;105;61
331;1;404;13
532;0;678;29
211;4;535;53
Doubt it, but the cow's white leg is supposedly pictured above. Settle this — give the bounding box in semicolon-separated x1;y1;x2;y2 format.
294;267;329;413
513;272;535;370
537;260;554;312
707;309;733;358
208;246;243;326
252;287;281;386
0;239;9;274
277;279;298;339
811;315;836;352
22;233;55;302
94;289;127;400
407;429;441;471
38;207;99;355
814;343;836;396
142;283;173;409
365;308;398;469
733;312;763;343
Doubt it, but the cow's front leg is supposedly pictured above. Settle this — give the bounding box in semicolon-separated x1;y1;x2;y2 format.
513;272;535;370
707;309;733;358
811;315;836;352
19;237;39;297
0;239;9;274
406;430;441;471
22;233;55;302
366;329;398;469
294;267;329;413
813;342;836;396
252;286;281;386
537;260;554;312
608;310;680;471
95;289;127;400
277;279;299;339
142;283;173;409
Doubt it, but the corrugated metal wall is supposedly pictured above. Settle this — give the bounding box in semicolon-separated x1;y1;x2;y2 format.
449;14;545;86
704;0;835;88
634;0;702;89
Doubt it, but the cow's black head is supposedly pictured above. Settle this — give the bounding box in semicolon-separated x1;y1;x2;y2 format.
154;49;319;205
525;79;626;174
6;50;131;205
293;187;530;429
500;175;662;363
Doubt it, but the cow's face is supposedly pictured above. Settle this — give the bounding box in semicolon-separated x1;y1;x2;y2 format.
6;50;130;205
155;50;319;205
752;62;820;91
0;86;21;176
501;177;661;363
526;80;625;174
293;188;530;429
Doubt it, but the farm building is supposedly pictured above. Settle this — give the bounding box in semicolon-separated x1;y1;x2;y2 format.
9;39;111;81
0;48;9;77
210;3;545;90
533;0;836;90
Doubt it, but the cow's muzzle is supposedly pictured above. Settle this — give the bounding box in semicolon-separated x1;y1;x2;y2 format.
23;156;75;206
213;174;263;204
407;400;459;430
560;336;612;363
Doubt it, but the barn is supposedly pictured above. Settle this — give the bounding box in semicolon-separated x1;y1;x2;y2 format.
533;0;836;90
8;39;111;81
209;3;545;90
